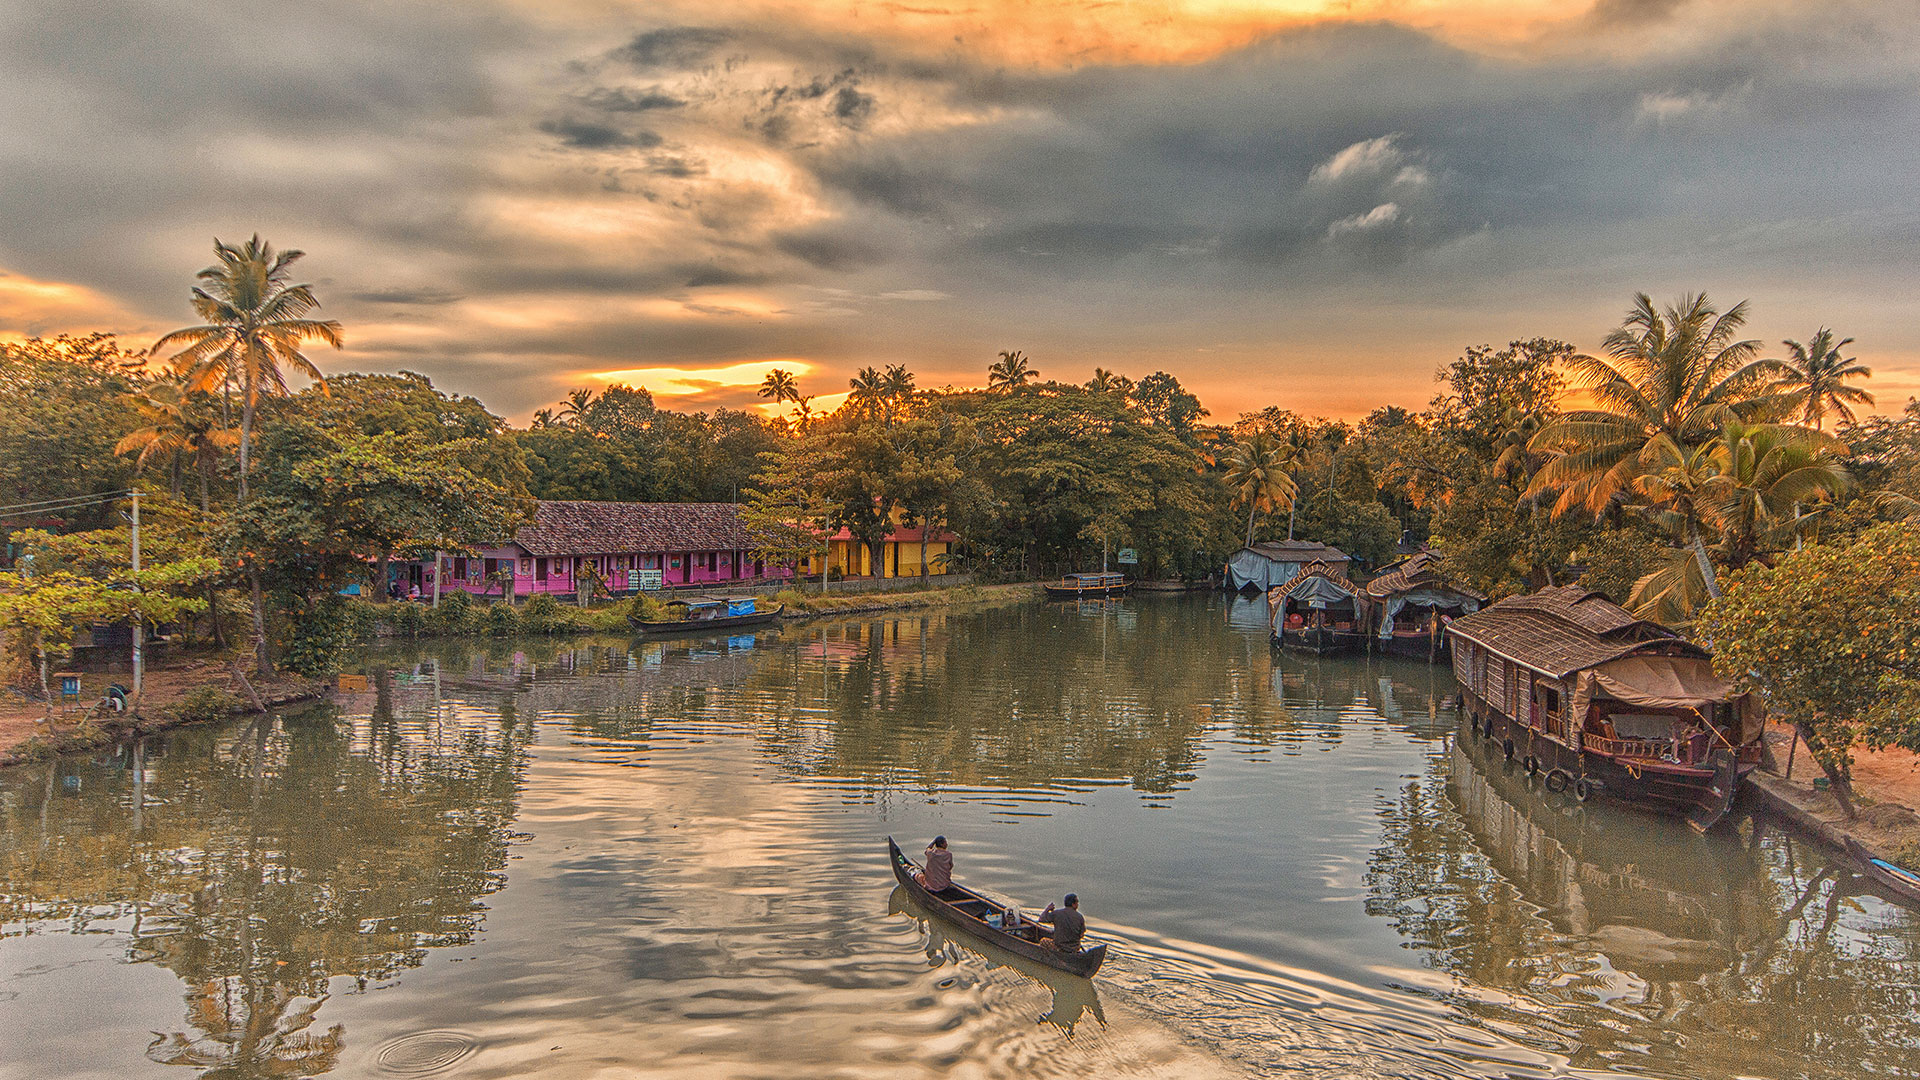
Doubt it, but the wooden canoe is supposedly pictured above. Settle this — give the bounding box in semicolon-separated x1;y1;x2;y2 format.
887;837;1107;978
1845;837;1920;906
629;603;783;636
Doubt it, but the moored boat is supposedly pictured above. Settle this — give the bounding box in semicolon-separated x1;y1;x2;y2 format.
1845;837;1920;906
1447;586;1765;832
1268;561;1365;655
1043;572;1130;599
1361;552;1484;664
629;596;783;635
887;837;1107;977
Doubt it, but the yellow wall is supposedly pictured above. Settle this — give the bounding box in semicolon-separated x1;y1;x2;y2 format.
811;538;951;578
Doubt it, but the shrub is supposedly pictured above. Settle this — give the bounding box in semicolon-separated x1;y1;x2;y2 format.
284;595;371;675
520;593;567;634
484;601;520;637
176;685;241;725
426;589;480;636
386;601;427;638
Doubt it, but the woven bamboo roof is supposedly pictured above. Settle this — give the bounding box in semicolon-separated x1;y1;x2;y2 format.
1362;552;1486;601
513;500;754;556
1242;540;1350;563
1446;585;1706;680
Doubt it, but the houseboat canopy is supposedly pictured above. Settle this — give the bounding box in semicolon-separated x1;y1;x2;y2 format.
1268;562;1361;618
1363;552;1485;640
1226;540;1350;593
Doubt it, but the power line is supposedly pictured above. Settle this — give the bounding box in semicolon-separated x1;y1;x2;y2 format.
0;490;137;521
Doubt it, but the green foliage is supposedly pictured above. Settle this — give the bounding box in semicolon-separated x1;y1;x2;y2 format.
175;685;242;724
484;601;520;637
0;335;148;538
425;589;482;636
282;594;373;676
1698;523;1920;814
1575;527;1669;605
518;594;567;634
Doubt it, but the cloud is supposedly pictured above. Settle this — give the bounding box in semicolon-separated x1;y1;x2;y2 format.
878;289;949;301
1327;203;1401;237
1309;134;1405;185
350;287;465;305
617;27;733;71
537;118;664;149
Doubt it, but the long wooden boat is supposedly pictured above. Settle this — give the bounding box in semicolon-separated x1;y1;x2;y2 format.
629;597;784;636
887;837;1107;978
1447;586;1764;832
1268;561;1365;656
1845;837;1920;906
1043;572;1130;600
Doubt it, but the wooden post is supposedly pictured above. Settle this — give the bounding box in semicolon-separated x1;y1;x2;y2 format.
130;491;143;703
432;549;444;607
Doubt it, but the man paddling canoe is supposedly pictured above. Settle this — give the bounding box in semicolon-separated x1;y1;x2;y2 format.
914;836;954;894
1038;894;1085;952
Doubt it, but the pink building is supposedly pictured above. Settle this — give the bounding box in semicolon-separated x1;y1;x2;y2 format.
394;500;791;599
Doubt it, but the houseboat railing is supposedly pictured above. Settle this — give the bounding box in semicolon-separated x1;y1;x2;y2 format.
1581;733;1669;759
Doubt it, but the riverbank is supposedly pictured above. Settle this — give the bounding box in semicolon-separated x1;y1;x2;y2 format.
0;655;328;767
1743;722;1920;871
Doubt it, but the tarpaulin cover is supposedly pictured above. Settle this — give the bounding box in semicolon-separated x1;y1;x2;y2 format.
1286;575;1355;609
727;598;757;616
1378;588;1482;637
1569;656;1762;740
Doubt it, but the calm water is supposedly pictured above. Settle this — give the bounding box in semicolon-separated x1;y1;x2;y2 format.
3;596;1917;1079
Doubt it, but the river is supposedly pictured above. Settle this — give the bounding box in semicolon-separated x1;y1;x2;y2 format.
2;595;1916;1079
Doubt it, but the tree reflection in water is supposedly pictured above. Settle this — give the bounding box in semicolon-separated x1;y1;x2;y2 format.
1366;732;1920;1078
0;687;527;1080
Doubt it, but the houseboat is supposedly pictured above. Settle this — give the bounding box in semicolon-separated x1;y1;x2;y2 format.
1446;586;1765;832
1044;571;1130;599
1362;552;1484;664
1268;562;1365;655
1225;540;1350;594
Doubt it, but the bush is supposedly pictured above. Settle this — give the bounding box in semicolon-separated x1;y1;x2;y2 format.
386;601;427;638
284;595;372;675
176;685;241;725
484;601;520;637
520;593;567;634
426;589;480;636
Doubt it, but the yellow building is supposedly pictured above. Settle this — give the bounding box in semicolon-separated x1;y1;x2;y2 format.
801;524;955;579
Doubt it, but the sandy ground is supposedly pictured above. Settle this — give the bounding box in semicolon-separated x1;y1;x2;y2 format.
1762;721;1920;861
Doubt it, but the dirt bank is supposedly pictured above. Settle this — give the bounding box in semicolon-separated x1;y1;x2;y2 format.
1748;722;1920;869
0;656;327;767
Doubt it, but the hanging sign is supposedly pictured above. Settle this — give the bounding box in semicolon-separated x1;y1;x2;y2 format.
1116;548;1139;565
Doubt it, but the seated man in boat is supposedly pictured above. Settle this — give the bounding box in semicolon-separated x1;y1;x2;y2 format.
915;836;955;895
1038;894;1085;953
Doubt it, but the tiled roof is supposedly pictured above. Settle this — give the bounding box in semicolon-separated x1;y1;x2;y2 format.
1245;540;1350;562
1363;552;1486;601
1446;585;1706;680
512;501;754;556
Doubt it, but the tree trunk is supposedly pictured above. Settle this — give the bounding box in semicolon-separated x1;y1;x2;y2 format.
1800;721;1858;818
249;571;272;675
1246;501;1257;549
205;580;227;648
919;524;929;584
1689;531;1723;600
376;551;390;602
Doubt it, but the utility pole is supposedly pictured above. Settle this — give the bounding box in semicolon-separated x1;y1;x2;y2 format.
131;491;142;701
432;548;444;607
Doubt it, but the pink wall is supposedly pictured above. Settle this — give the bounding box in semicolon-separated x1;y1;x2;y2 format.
390;546;792;598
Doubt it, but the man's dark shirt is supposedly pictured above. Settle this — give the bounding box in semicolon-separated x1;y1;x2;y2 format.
1041;906;1085;951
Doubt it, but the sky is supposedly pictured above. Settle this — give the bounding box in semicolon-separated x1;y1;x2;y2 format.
2;0;1917;424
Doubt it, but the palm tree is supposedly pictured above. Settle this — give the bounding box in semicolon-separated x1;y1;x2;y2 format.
556;387;597;426
1526;292;1779;593
154;235;342;673
883;363;915;408
114;381;238;511
987;350;1038;393
1770;328;1873;429
759;368;799;407
847;366;887;419
1222;434;1298;548
153;236;342;502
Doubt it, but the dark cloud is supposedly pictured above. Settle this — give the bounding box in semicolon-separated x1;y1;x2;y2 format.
538;117;664;149
1586;0;1692;26
617;27;732;70
350;288;465;305
580;86;686;112
773;228;884;271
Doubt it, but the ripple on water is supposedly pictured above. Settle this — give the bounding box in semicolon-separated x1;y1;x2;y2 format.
375;1031;481;1075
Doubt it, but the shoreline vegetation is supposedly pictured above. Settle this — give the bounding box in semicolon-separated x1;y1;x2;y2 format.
0;580;1033;766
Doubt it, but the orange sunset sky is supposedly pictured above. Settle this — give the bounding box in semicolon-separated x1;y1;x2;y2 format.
2;0;1917;421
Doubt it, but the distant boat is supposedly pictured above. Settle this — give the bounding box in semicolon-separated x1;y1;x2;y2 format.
1447;586;1764;832
1268;562;1365;655
1043;572;1130;600
887;837;1107;978
629;596;783;635
1845;837;1920;906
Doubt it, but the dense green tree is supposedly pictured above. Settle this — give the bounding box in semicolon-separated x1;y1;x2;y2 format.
1221;434;1297;548
0;334;147;537
1699;524;1920;816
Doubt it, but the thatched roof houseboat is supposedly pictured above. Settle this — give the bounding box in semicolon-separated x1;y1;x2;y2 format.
1446;586;1763;831
1267;561;1365;656
1362;552;1485;663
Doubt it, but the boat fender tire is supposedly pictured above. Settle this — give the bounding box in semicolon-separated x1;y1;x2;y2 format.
1544;768;1571;793
1469;714;1480;735
1573;776;1594;802
1523;755;1540;776
1502;738;1516;761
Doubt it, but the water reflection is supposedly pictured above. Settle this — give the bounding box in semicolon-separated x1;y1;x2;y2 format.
0;701;524;1080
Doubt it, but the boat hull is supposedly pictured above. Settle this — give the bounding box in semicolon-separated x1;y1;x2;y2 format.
1460;687;1741;832
1276;626;1363;655
1379;632;1450;663
1043;583;1130;599
887;838;1107;978
629;604;784;636
1845;838;1920;906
